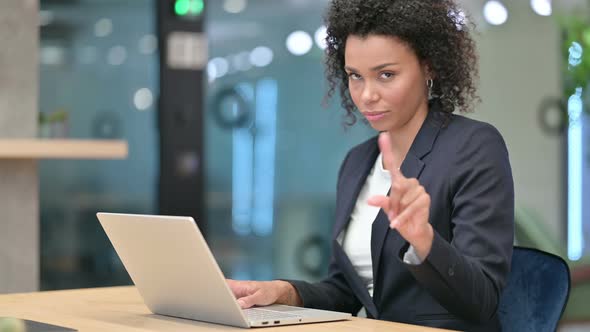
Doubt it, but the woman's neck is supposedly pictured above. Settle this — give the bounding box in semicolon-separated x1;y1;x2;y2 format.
383;103;429;170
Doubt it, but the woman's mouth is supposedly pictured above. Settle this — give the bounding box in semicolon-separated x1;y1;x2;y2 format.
363;111;388;121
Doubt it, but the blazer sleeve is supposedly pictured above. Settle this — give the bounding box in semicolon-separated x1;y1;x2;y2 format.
287;260;363;314
401;123;514;323
286;150;363;315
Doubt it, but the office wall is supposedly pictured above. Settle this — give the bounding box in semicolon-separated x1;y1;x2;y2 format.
0;0;39;292
462;1;568;243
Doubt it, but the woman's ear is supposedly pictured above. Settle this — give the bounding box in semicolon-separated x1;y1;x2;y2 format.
423;63;435;81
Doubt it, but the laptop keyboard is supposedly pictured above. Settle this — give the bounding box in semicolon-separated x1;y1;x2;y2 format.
244;308;301;321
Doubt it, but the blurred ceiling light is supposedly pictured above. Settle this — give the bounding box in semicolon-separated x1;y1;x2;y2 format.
139;34;158;55
483;1;508;26
40;46;65;66
531;0;552;16
134;88;154;111
208;57;229;80
207;62;217;82
223;0;247;14
107;46;127;65
95;18;113;37
314;26;327;50
249;46;273;67
39;10;54;27
286;30;313;56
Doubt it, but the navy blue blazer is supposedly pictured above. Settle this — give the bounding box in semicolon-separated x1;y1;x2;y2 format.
289;103;514;331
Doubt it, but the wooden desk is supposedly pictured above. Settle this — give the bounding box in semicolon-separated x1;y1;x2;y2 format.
0;286;453;331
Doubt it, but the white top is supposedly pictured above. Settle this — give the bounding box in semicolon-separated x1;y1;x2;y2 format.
342;153;422;298
342;153;390;297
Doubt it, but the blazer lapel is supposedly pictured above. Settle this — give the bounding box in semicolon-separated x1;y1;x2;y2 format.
370;106;446;295
333;241;379;317
334;139;380;240
370;154;425;295
331;138;380;316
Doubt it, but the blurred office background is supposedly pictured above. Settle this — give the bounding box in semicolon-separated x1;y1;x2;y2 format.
0;0;589;329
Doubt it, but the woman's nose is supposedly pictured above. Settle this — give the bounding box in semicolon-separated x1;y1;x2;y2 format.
361;82;379;104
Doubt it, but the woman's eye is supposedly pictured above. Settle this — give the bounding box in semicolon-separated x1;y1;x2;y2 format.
380;72;395;79
348;73;361;80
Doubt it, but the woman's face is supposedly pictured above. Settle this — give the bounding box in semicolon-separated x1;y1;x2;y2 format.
344;34;430;132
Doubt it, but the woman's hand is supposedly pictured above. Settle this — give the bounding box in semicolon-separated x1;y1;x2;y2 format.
226;279;302;309
367;132;434;261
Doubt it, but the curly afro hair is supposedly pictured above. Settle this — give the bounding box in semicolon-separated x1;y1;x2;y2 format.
323;0;479;125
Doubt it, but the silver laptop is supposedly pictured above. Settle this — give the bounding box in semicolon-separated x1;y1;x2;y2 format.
96;212;351;328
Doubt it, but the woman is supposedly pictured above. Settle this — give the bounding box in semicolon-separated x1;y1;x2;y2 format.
228;0;514;330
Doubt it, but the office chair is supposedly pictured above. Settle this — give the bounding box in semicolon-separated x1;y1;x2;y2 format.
498;246;571;332
514;206;590;322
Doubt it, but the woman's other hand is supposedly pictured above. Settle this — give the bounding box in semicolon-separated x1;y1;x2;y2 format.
226;279;303;309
